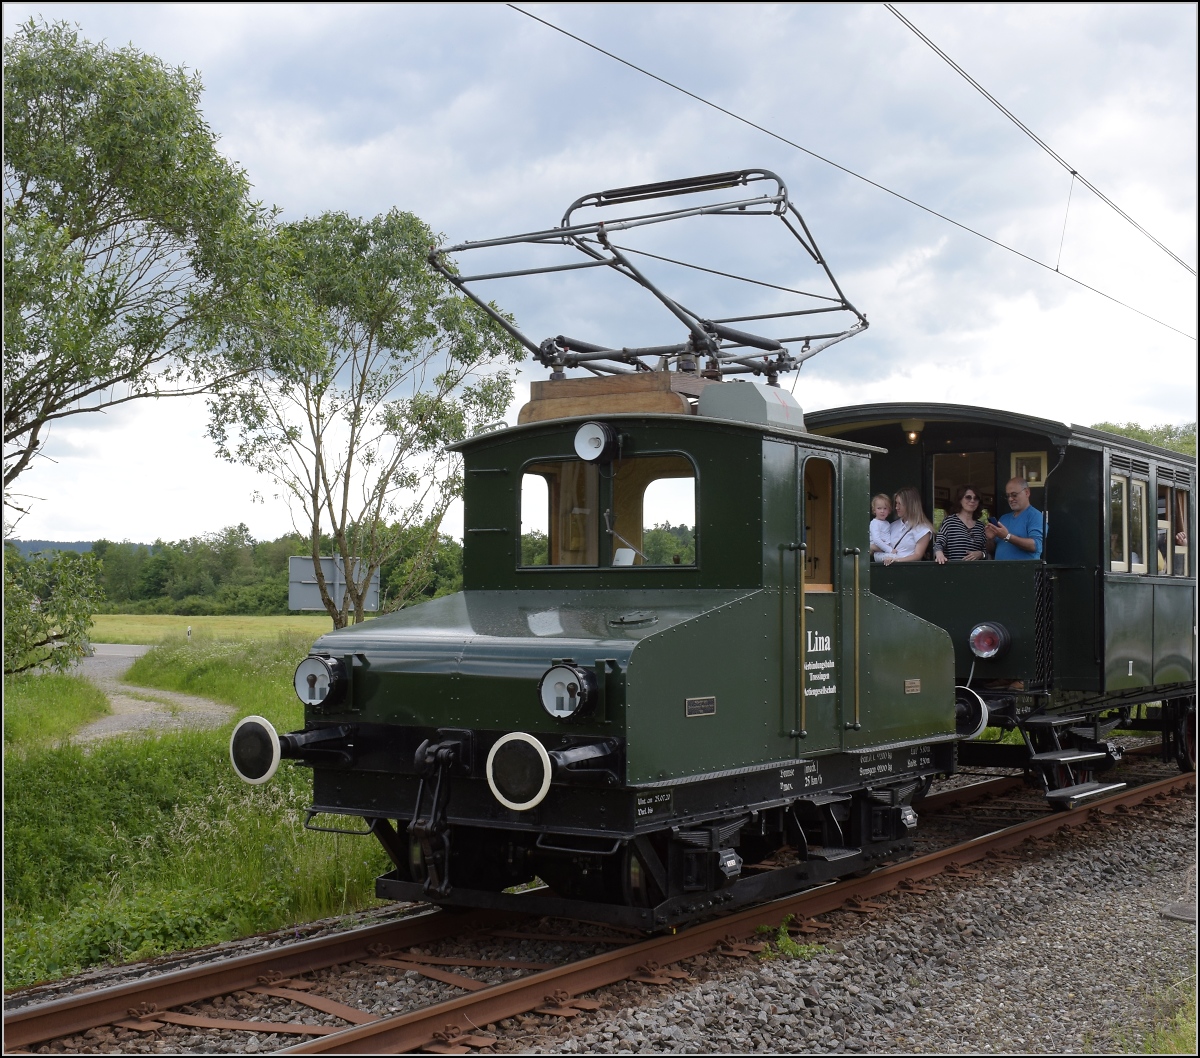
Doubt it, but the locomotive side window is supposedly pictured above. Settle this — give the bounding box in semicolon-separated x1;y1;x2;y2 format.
1109;475;1128;572
803;458;834;589
611;455;696;566
521;461;599;566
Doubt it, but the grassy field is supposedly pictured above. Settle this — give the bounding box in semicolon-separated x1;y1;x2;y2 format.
89;613;338;644
3;674;110;749
4;632;390;989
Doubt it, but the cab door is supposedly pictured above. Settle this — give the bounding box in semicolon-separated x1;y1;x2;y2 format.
793;453;843;753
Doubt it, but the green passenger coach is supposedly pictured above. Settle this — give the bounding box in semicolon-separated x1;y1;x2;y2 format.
806;404;1196;796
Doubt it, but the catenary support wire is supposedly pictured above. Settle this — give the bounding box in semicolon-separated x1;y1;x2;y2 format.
507;3;1195;342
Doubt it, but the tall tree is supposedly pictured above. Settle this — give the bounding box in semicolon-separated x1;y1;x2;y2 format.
3;19;272;517
208;210;523;627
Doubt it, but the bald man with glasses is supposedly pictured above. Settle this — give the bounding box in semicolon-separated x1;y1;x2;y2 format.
986;478;1043;560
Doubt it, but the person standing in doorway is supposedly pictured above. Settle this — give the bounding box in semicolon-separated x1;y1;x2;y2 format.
986;477;1043;560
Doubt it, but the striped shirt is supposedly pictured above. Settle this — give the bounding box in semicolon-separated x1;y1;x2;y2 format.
933;514;987;560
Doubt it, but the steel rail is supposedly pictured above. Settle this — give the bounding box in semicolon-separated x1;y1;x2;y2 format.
4;759;1179;1052
2;908;509;1050
283;771;1194;1054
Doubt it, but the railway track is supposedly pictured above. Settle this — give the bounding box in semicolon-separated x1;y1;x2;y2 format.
5;767;1192;1055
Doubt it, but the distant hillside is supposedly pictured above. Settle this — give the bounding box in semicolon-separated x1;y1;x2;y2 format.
5;539;98;557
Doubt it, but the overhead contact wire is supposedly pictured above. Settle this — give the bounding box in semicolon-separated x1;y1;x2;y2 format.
886;2;1196;277
507;3;1195;342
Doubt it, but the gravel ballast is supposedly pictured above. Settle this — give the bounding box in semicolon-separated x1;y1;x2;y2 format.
17;787;1195;1054
487;789;1195;1054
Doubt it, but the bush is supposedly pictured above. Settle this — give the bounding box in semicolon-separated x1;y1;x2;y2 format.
4;634;389;988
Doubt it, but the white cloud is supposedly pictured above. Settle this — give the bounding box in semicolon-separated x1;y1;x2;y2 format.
6;1;1195;543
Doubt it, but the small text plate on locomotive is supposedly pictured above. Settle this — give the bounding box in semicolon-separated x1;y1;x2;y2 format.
685;696;717;717
636;790;674;819
904;679;921;694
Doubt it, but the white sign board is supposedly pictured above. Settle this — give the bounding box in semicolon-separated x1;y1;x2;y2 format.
288;556;380;612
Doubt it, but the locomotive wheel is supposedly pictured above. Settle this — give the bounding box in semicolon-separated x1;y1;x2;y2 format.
536;843;658;907
1177;704;1197;773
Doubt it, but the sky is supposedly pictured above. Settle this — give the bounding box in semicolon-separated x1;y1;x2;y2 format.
5;2;1197;545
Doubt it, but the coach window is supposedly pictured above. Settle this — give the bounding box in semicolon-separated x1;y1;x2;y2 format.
1157;485;1174;575
1174;490;1190;576
521;461;599;566
803;458;835;590
1109;474;1128;572
1129;479;1149;573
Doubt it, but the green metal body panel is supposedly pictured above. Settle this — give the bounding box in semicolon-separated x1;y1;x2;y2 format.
870;563;1039;681
1153;581;1196;685
1050;566;1100;689
849;591;956;749
623;589;814;784
311;588;752;738
1104;578;1158;691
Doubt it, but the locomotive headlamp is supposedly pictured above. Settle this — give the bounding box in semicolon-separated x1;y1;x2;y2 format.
574;421;618;462
230;715;282;784
968;622;1011;659
538;663;596;719
294;655;346;707
486;732;553;811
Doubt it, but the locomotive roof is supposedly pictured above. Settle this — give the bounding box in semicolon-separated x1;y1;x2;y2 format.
804;402;1196;466
449;412;885;456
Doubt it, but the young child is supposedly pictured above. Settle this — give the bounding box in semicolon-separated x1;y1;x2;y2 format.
869;493;892;558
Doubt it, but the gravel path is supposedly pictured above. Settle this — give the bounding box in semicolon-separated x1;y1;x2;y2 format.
71;643;234;742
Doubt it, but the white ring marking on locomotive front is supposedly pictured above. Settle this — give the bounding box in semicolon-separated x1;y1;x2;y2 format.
229;714;281;785
485;731;553;811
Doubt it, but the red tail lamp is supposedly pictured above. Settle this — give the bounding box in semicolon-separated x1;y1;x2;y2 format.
969;621;1011;659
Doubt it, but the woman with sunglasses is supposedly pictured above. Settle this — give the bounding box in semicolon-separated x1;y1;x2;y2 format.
933;485;989;563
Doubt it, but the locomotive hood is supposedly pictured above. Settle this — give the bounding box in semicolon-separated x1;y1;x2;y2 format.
312;588;754;658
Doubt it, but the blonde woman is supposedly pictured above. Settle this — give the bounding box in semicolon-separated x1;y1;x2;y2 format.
878;486;934;565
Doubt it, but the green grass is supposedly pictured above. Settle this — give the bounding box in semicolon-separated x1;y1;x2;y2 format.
3;633;390;989
3;673;110;748
89;613;337;645
1141;976;1197;1054
123;632;314;732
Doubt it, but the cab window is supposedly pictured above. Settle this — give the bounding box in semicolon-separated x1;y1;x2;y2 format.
522;461;599;566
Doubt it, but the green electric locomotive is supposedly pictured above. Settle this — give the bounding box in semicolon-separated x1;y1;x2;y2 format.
227;170;1190;929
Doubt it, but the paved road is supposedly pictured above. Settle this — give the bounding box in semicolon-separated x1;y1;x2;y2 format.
71;643;234;742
